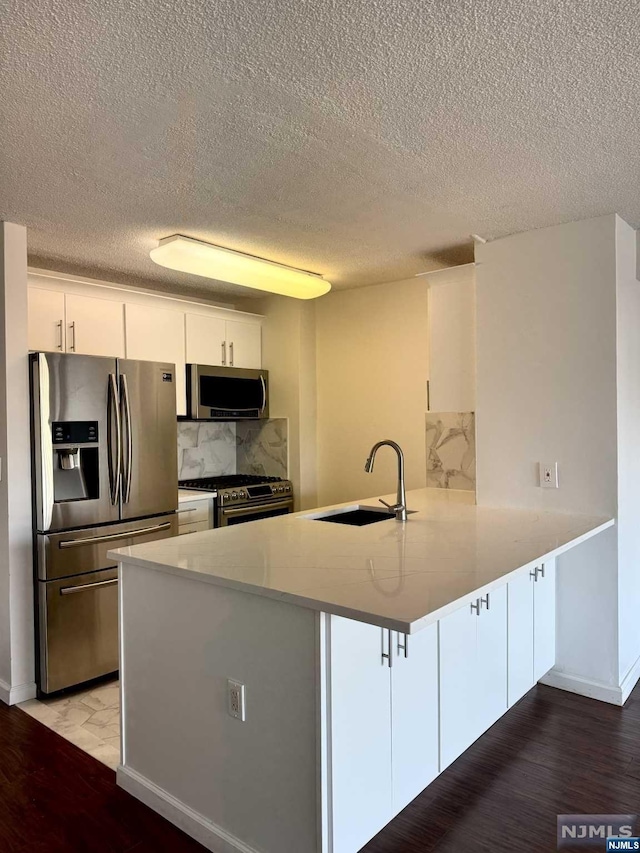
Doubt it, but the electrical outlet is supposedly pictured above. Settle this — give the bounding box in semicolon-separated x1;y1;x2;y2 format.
228;679;246;721
539;462;559;489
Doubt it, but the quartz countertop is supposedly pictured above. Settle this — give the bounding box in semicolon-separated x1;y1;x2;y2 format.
110;489;613;633
178;489;214;504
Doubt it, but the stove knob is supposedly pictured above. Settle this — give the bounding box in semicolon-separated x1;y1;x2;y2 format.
223;493;230;502
231;492;238;500
285;485;291;492
238;490;246;498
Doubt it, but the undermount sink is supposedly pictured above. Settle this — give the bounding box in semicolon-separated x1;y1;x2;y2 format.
310;506;398;526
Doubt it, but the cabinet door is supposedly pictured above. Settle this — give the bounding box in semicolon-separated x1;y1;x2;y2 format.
475;585;508;734
226;319;261;369
65;293;125;358
125;303;186;416
329;616;392;853
428;272;475;412
439;601;478;770
28;288;65;352
534;560;556;681
391;624;439;813
507;572;535;706
185;313;226;366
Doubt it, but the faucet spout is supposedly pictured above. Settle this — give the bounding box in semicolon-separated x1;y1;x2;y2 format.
364;439;408;522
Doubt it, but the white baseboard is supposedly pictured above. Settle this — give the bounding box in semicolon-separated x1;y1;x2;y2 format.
117;765;260;853
0;678;36;706
619;653;640;704
539;668;626;706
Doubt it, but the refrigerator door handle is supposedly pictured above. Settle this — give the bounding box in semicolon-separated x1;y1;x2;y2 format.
58;521;173;549
108;373;122;506
121;373;133;503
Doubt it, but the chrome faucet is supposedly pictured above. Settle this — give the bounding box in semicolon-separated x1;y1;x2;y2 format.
364;440;408;522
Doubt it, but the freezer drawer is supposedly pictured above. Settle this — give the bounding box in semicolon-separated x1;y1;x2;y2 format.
38;568;119;694
37;513;179;581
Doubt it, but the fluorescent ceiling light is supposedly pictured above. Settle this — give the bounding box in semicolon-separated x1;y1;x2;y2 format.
150;235;331;300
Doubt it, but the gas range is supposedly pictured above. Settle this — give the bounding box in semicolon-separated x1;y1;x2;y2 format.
179;475;293;525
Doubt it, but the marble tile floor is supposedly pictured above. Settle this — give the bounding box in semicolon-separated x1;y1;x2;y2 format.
18;677;120;771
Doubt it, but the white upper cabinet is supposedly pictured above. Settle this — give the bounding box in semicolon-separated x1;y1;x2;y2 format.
125;303;187;416
28;288;65;352
27;274;263;417
65;293;125;358
427;266;476;413
225;319;261;369
185;314;226;366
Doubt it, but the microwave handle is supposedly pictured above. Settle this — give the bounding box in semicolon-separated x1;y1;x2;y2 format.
260;375;267;414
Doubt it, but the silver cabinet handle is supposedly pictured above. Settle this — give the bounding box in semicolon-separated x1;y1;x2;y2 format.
121;373;133;503
221;341;227;366
397;633;408;658
178;507;199;514
69;321;76;351
229;341;234;366
108;373;122;506
538;564;545;578
426;379;431;411
57;320;63;350
260;374;267;414
530;567;541;581
480;593;490;610
59;521;172;549
60;578;118;595
381;628;393;667
470;599;480;614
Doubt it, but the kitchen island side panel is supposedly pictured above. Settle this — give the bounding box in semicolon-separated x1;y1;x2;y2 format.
119;563;321;853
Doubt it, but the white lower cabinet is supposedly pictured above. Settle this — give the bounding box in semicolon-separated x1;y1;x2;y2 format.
329;618;393;853
533;560;556;681
391;623;439;812
329;617;439;853
507;560;556;706
439;586;508;769
327;571;553;852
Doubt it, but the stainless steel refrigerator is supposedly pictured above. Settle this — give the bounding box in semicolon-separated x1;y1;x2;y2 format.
31;352;179;694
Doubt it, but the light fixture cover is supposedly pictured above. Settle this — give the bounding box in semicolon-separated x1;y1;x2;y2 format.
150;235;331;300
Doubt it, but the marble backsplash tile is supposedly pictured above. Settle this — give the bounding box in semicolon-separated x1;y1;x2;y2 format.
426;412;476;491
177;419;288;481
177;422;237;479
236;419;288;480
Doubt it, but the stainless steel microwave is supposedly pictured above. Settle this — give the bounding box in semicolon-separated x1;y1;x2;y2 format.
186;364;269;420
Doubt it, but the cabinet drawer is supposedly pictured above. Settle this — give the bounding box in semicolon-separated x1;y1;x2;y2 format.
178;520;210;535
178;500;211;526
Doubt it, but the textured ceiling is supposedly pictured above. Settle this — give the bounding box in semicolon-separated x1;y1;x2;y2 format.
1;0;640;300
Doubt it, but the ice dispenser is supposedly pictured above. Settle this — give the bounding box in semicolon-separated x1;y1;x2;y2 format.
52;422;99;503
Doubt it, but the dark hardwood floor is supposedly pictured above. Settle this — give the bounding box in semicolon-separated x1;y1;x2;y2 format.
2;681;640;852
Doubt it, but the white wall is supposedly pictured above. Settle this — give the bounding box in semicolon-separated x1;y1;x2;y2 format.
615;216;640;682
476;214;618;693
0;222;35;705
252;296;318;511
315;278;429;507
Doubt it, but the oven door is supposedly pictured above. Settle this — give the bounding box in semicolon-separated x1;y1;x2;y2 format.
218;498;293;527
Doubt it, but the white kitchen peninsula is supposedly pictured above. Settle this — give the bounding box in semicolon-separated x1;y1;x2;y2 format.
109;489;613;853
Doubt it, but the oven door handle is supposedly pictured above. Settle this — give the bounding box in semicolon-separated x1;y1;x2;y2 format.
220;499;293;520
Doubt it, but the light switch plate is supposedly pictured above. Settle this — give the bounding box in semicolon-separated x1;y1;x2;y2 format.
539;462;559;489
